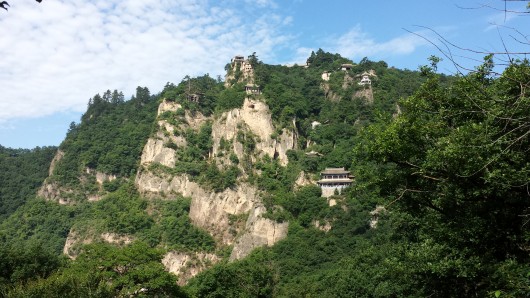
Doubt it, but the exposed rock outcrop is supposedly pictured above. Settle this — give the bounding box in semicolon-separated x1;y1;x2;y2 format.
354;86;374;104
37;150;75;204
37;182;75;205
94;171;117;185
162;251;220;286
224;57;255;87
63;230;133;259
158;100;182;116
313;219;332;232
321;82;341;102
342;73;355;89
48;149;64;176
212;98;296;168
294;171;314;189
100;233;134;245
141;138;176;168
63;230;93;258
230;204;288;261
136;170;258;245
136;94;291;269
370;205;386;228
38;153;118;204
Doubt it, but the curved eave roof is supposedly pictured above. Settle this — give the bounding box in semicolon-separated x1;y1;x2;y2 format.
317;179;353;184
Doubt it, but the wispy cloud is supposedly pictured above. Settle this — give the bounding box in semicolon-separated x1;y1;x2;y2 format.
0;0;291;121
485;11;519;31
245;0;278;9
329;25;430;60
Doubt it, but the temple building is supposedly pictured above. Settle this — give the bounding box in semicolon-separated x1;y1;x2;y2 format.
245;84;261;95
317;167;354;197
232;55;245;63
340;64;354;71
358;72;372;85
187;93;202;103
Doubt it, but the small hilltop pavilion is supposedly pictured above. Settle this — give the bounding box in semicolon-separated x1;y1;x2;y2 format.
245;83;261;95
317;167;354;197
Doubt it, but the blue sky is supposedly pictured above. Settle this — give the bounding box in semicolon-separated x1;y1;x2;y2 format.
0;0;528;149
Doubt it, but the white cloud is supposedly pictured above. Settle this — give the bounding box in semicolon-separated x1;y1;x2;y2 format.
0;0;291;121
328;25;430;60
245;0;278;9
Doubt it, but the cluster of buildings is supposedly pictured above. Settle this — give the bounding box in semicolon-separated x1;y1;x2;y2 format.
320;64;374;86
233;55;358;198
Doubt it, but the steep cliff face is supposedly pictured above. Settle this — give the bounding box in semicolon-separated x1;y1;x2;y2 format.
47;149;64;176
135;97;291;272
140;138;177;168
212;98;296;168
321;69;375;104
39;171;116;204
224;58;255;87
37;182;75;205
136;98;290;257
354;86;374;104
38;149;116;204
294;171;315;189
37;150;72;204
162;251;220;286
63;229;133;259
136;170;258;244
230;204;288;261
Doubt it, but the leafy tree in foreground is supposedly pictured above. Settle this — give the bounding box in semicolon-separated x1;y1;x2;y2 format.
354;56;530;296
3;242;186;298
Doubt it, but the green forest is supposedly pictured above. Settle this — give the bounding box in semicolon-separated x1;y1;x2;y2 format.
0;49;528;297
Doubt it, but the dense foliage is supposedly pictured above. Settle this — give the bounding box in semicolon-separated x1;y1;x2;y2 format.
352;57;530;296
0;146;56;222
2;242;186;297
186;57;530;297
53;87;159;187
0;199;75;254
1;49;528;297
161;74;246;116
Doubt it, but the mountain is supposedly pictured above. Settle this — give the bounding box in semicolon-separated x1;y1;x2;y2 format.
0;50;528;297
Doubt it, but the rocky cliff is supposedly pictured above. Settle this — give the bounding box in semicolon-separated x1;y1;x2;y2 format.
162;251;220;286
211;98;296;168
229;204;288;260
38;149;117;204
63;229;133;259
224;57;255;87
135;97;292;280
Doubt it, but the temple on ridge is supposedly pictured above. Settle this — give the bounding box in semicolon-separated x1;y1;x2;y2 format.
317;167;354;197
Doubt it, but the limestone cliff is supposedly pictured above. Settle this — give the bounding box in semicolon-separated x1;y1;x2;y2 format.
294;171;315;190
162;251;220;286
230;205;288;260
38;149;117;204
136;170;259;244
224;57;255;87
136;98;291;261
141;138;177;168
354;86;374;104
47;149;64;176
212;98;296;168
321;69;375;104
37;150;72;204
63;229;133;259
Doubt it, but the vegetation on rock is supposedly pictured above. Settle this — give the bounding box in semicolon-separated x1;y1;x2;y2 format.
0;49;528;297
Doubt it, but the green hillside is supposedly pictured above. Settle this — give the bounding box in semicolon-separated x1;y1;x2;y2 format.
0;146;56;222
0;51;528;297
